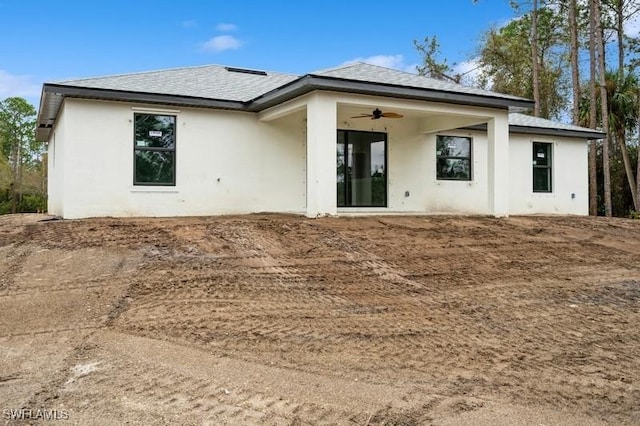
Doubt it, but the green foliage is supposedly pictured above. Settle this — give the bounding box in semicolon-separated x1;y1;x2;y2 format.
0;194;46;215
19;193;46;213
0;97;37;159
628;37;640;70
0;154;10;192
476;6;567;119
413;36;460;83
578;70;639;134
607;71;639;137
0;96;46;215
591;138;639;216
414;0;640;217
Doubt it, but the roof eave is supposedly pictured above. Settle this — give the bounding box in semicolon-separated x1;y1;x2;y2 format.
248;75;535;112
463;123;605;140
44;84;247;108
35;86;55;142
509;125;606;140
35;84;248;141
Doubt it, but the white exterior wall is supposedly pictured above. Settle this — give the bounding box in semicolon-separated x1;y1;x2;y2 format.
487;114;511;216
48;95;590;218
509;134;588;215
47;104;67;217
375;126;491;215
333;94;496;215
54;99;306;218
306;93;338;217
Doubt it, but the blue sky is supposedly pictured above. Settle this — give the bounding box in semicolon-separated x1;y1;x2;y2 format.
0;1;521;107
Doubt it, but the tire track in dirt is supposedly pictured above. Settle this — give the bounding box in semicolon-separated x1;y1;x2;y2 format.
0;245;32;290
113;215;640;421
52;331;438;425
0;240;144;416
3;214;640;424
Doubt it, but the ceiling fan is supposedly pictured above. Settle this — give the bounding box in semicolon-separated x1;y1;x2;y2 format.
351;108;404;120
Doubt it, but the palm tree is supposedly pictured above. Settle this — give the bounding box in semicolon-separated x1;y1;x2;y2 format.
607;71;639;211
579;70;640;213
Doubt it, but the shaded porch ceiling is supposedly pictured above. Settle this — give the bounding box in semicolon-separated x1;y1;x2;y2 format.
337;105;490;134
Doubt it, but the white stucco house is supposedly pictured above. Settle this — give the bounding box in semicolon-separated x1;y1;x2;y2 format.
35;63;604;219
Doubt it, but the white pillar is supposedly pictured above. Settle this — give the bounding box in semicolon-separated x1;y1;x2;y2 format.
306;93;337;217
487;113;510;217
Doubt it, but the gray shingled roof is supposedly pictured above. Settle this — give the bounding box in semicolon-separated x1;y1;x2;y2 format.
460;113;604;139
55;64;299;102
508;113;605;139
509;113;600;133
312;63;530;102
37;62;602;141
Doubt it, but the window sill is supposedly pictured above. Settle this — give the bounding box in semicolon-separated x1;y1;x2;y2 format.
338;207;388;213
532;192;555;197
130;187;179;194
435;180;475;187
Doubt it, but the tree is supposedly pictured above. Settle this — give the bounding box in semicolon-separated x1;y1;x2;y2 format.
601;0;640;211
413;36;461;83
602;0;640;78
607;71;640;210
581;71;640;211
477;6;567;119
590;0;601;215
569;0;581;125
594;0;614;217
415;0;640;216
0;97;39;213
564;0;599;214
532;0;542;116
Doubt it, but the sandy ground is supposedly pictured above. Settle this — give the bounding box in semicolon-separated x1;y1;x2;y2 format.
0;213;639;425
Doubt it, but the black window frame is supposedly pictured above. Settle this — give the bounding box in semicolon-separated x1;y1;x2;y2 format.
133;113;177;186
436;135;473;181
337;130;388;208
532;141;553;193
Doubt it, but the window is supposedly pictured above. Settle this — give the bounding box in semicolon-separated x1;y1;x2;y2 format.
134;114;176;185
533;142;552;192
436;135;472;180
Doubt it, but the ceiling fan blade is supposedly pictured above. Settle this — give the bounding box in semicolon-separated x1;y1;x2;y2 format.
381;112;404;118
351;114;372;118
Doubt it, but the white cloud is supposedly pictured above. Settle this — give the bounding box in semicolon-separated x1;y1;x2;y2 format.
453;59;484;86
201;35;243;53
216;23;237;32
0;70;41;99
341;54;418;73
182;20;197;29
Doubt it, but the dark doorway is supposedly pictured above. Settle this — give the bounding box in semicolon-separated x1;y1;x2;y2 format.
337;130;387;207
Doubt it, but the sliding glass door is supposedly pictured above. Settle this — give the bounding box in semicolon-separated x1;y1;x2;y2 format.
337;130;387;207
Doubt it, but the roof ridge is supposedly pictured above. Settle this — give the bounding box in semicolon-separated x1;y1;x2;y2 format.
315;61;485;91
347;61;415;75
310;62;364;75
314;61;416;76
355;62;486;90
54;64;223;84
54;63;299;84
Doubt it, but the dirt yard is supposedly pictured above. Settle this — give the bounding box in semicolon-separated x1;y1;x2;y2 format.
0;213;639;425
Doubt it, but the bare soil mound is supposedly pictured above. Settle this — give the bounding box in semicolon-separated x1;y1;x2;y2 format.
1;214;639;425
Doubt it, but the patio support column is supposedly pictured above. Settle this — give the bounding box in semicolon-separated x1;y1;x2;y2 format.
306;93;337;217
487;113;510;217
